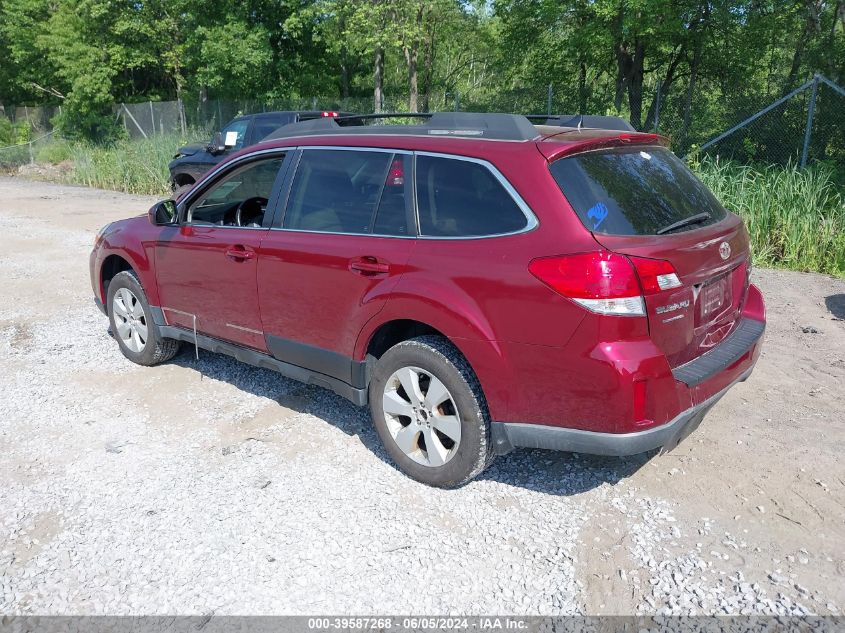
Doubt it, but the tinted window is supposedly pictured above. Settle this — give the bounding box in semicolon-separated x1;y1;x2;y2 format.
252;115;296;142
416;155;527;237
189;157;284;225
283;150;409;235
549;147;727;236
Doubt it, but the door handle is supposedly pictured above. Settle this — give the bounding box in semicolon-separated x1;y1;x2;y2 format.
226;246;256;261
349;257;390;275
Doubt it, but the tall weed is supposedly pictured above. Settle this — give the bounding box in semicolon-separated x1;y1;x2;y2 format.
65;131;206;195
691;157;845;276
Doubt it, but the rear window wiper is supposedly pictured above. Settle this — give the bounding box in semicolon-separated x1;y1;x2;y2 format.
656;212;711;235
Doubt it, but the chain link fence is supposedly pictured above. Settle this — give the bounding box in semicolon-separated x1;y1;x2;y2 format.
2;75;843;172
655;74;845;169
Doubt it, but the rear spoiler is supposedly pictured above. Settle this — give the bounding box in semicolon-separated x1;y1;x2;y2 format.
536;133;670;161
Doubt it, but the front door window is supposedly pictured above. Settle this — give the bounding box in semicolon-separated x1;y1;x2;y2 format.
189;157;285;228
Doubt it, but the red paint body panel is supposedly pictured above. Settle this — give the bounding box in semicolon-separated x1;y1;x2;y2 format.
257;232;414;354
91;124;766;443
91;216;161;306
595;214;751;367
154;225;266;349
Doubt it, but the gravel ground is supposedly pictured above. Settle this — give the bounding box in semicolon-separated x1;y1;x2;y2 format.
0;177;843;616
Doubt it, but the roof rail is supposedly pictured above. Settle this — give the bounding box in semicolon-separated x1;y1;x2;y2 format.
264;112;542;142
526;114;635;132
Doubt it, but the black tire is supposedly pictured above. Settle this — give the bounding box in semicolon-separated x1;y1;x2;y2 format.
107;270;180;366
369;335;493;488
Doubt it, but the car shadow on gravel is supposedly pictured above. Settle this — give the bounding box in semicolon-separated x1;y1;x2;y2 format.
478;449;651;496
825;294;845;320
170;348;652;496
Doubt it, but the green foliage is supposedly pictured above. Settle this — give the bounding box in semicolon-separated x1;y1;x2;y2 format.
0;145;29;169
692;157;845;276
0;116;33;146
195;22;273;95
62;130;205;195
35;139;72;163
0;117;13;146
0;0;841;158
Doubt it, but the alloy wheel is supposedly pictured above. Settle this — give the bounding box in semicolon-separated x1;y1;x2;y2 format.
382;366;462;467
112;287;148;353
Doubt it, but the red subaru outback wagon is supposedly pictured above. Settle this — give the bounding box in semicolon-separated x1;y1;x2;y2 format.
90;113;765;487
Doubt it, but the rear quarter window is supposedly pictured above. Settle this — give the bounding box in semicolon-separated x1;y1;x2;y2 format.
416;155;529;237
549;147;727;236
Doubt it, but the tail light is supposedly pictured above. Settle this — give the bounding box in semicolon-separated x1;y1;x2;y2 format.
628;256;682;293
386;158;404;186
321;111;340;117
528;251;682;316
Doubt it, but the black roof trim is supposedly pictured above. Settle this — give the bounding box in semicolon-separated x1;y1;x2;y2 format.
263;112;636;142
264;112;542;142
526;114;635;132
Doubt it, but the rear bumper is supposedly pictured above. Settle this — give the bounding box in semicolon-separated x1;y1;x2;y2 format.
672;318;764;387
491;366;753;456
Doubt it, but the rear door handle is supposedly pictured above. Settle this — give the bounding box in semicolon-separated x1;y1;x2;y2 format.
226;246;256;261
349;257;390;275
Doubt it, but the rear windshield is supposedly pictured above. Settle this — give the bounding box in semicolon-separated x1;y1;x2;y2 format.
549;146;727;236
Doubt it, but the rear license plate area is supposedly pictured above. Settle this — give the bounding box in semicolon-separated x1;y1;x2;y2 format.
698;275;731;323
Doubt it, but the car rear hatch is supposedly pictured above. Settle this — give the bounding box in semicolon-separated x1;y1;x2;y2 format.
548;144;751;368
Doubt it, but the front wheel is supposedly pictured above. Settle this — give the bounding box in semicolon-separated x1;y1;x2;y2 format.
107;270;180;366
369;335;493;488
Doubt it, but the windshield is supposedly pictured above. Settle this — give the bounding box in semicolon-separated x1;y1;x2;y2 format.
549;146;727;236
218;119;249;150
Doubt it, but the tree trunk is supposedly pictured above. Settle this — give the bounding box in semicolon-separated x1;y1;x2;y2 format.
614;43;628;113
578;60;587;114
626;41;645;130
680;44;701;150
419;16;438;113
404;45;418;112
374;46;384;113
340;63;350;99
643;45;683;131
783;0;823;95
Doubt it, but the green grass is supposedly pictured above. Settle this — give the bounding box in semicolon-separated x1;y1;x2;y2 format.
64;131;206;195
35;140;73;164
691;157;845;277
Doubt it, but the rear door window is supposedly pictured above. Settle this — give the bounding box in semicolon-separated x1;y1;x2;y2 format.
283;149;410;235
549;146;727;236
415;155;529;237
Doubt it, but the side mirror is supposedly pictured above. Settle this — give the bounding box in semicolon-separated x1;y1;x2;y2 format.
208;131;226;154
149;200;178;226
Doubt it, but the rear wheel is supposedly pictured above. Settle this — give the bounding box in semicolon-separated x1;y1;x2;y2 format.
369;335;493;487
107;270;180;366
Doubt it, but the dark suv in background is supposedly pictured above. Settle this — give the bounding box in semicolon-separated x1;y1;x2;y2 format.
93;112;765;488
168;110;351;193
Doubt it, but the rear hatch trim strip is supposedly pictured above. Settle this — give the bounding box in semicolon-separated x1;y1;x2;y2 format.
672;318;765;387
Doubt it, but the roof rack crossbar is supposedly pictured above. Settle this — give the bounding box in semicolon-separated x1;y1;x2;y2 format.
262;111;637;142
526;114;636;132
264;112;541;142
334;113;434;122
